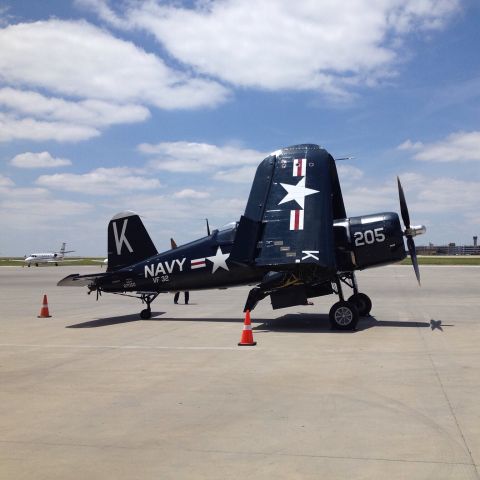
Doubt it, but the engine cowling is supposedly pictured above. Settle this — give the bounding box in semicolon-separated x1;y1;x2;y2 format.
334;212;406;271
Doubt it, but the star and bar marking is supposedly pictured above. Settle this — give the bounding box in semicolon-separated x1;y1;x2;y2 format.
189;247;230;273
279;157;318;233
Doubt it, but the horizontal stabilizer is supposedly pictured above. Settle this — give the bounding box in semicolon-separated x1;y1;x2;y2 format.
57;273;109;287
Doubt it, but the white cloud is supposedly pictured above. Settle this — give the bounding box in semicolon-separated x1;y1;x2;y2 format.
399;174;480;214
0;174;14;187
213;166;256;184
88;0;459;97
10;151;72;169
0;112;100;142
0;88;150;127
0;184;93;238
138;141;267;173
173;189;210;199
35;167;161;195
0;19;227;110
398;131;480;162
337;164;364;183
0;18;228;143
342;172;480;235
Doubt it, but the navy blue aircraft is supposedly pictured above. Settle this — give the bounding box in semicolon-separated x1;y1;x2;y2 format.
58;144;426;330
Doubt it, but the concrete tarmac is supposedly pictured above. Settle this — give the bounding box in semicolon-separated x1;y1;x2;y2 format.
0;265;479;479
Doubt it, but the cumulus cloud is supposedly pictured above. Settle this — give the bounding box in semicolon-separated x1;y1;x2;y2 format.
0;112;100;142
83;0;460;97
173;189;210;199
398;131;480;162
342;171;480;235
337;164;364;183
0;19;227;109
10;151;72;169
0;184;93;240
35;167;162;195
138;141;267;173
213;166;257;184
0;174;14;187
0;18;228;142
395;173;480;214
0;88;150;127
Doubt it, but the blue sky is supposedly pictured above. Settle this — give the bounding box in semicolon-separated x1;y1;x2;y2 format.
0;0;479;255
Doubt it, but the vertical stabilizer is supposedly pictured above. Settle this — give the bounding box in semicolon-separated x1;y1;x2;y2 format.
107;211;158;271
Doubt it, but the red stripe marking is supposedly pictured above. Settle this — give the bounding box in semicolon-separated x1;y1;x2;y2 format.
294;209;300;230
191;260;205;266
296;159;302;176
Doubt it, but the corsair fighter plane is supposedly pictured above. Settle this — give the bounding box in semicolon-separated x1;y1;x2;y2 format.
58;144;426;330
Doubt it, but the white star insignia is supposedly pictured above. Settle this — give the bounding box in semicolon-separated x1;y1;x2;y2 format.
206;246;230;273
279;177;320;209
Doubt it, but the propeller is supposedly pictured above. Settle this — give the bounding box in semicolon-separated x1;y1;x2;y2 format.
397;177;426;286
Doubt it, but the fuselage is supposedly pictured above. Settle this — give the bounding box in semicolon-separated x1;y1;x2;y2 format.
96;212;407;295
99;223;266;293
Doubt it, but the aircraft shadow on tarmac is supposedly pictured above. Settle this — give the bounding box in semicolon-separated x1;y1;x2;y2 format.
255;314;433;333
66;312;166;328
66;312;444;332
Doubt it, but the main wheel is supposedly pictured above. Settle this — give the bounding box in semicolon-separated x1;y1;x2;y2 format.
348;293;372;317
329;301;359;330
140;308;151;320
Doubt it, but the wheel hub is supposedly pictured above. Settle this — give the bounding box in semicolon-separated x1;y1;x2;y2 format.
335;306;353;326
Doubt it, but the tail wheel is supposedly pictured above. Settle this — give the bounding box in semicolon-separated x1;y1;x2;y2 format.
348;293;372;317
140;308;151;320
329;301;359;330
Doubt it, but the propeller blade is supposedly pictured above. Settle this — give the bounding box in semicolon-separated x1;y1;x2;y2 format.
397;177;410;229
407;236;421;286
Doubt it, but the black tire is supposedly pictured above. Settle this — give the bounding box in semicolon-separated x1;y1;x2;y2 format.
329;301;359;330
140;308;151;320
348;293;372;317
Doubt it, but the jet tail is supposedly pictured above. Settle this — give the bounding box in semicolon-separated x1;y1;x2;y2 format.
59;242;75;256
107;211;158;271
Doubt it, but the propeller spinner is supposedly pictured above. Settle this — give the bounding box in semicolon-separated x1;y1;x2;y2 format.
397;177;426;285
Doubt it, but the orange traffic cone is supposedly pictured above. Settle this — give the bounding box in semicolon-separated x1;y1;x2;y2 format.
238;310;256;346
37;294;52;318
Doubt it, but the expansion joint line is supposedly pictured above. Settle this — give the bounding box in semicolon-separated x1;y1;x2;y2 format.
417;316;480;478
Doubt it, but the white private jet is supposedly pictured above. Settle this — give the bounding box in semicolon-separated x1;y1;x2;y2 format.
18;243;78;267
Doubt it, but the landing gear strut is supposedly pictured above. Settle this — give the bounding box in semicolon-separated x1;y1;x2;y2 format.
329;272;372;330
338;272;372;317
139;293;158;319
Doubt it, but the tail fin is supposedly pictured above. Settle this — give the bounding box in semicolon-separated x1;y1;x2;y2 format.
107;211;158;271
59;242;75;256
